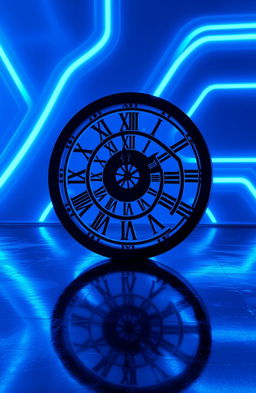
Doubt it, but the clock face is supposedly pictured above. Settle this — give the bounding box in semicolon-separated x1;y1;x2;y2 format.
49;93;211;258
51;260;211;393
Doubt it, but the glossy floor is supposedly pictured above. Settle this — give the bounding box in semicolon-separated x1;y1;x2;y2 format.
0;224;256;392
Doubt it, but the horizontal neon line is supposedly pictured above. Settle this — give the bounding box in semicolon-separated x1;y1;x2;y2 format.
0;46;32;108
0;0;112;188
212;157;256;163
154;33;256;97
213;177;256;199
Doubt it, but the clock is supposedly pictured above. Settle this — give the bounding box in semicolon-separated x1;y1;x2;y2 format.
52;259;211;393
49;93;211;258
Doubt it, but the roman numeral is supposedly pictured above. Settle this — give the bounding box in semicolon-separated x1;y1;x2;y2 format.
158;339;193;364
163;171;180;184
74;143;92;159
137;198;150;211
151;173;161;182
140;278;166;311
120;112;139;131
142;118;162;153
121;220;137;240
121;135;136;149
121;355;137;385
147;155;160;171
90;172;103;181
123;202;133;216
159;192;176;211
103;140;118;155
91;120;118;155
78;298;106;319
157;151;170;163
147;214;165;234
74;144;106;167
184;169;200;182
148;187;158;197
154;191;193;218
71;313;90;329
105;197;117;212
67;169;86;184
91;119;112;140
91;212;110;235
149;361;170;382
93;351;117;377
122;273;136;304
74;339;94;352
92;277;116;307
171;137;189;153
176;201;193;218
71;191;92;216
148;278;166;299
94;186;107;201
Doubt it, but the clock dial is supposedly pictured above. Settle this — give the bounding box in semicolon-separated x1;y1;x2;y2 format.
51;260;211;393
49;93;211;258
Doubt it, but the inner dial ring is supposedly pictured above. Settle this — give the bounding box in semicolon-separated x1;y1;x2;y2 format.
84;130;182;221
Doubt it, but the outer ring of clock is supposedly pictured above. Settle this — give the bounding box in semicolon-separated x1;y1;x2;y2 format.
49;92;212;258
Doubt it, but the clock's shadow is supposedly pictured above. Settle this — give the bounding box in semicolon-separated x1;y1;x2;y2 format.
51;259;211;393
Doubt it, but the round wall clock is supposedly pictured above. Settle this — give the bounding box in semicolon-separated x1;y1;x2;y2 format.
49;93;211;258
51;260;211;393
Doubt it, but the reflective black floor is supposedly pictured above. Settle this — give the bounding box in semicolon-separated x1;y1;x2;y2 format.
0;224;256;392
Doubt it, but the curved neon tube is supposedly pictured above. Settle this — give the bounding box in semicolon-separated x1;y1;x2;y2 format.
0;0;112;188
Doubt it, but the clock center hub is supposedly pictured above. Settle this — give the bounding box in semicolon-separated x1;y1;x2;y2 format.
103;150;151;202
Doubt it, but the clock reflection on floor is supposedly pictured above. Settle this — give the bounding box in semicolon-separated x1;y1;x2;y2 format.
51;260;211;393
49;93;211;258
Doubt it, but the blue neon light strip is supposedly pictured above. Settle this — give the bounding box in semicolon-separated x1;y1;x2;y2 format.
188;82;256;117
213;177;256;199
0;46;32;108
154;33;256;97
177;22;256;54
0;0;112;189
39;202;54;223
187;82;256;163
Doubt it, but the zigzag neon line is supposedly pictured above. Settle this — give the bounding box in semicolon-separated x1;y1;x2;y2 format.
187;82;256;163
188;82;256;116
0;46;32;108
0;0;112;188
154;33;256;97
177;22;256;54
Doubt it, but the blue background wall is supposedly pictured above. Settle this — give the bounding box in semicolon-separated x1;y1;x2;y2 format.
1;0;256;224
